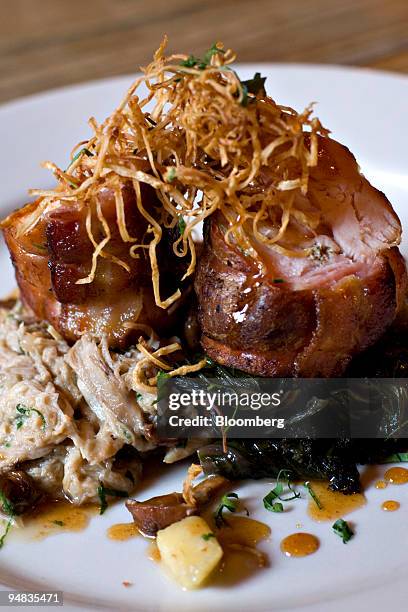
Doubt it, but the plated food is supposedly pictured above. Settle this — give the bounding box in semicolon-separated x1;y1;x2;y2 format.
0;39;407;591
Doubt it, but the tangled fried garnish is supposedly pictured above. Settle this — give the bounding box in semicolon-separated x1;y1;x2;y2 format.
1;38;327;309
133;338;208;392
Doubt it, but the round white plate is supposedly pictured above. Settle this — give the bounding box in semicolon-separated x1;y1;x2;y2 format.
0;65;408;612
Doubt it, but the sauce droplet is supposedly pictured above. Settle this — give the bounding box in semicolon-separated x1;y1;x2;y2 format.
375;480;387;490
107;522;139;541
212;516;270;586
306;481;366;522
382;500;400;512
280;533;319;557
384;467;408;485
147;541;161;562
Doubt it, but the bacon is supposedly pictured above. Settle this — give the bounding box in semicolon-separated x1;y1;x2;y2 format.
3;181;186;347
194;136;407;377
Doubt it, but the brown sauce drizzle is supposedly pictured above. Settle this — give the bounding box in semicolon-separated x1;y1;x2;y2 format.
280;533;319;557
212;516;270;586
19;501;97;540
384;467;408;485
107;522;139;541
306;481;366;522
382;500;400;512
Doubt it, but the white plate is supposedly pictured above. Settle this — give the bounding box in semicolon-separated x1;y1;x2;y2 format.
0;65;408;612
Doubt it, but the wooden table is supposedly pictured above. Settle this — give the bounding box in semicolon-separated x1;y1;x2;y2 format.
1;0;407;104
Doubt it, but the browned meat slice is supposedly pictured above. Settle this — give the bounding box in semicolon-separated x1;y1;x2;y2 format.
195;136;408;377
3;178;186;348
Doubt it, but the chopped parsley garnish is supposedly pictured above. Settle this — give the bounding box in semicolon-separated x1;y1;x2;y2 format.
15;404;46;431
0;519;13;550
166;167;177;182
202;532;216;541
135;392;143;401
0;490;15;550
263;470;300;512
332;519;354;544
273;278;284;284
52;520;65;527
97;485;129;515
180;43;224;70
0;490;15;517
304;481;323;510
178;216;186;236
215;492;239;527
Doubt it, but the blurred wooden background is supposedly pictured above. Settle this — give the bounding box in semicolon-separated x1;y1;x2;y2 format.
1;0;407;104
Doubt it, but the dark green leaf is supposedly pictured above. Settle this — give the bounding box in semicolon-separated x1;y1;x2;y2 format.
202;532;216;541
241;72;267;97
97;485;128;515
332;519;354;543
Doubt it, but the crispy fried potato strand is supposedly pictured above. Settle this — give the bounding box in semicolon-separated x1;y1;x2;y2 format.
2;39;327;308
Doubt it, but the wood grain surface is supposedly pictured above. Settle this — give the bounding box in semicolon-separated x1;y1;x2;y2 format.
1;0;407;104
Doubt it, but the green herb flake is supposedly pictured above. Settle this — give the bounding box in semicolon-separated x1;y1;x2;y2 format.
97;485;129;515
215;492;239;527
0;490;15;549
166;167;177;182
67;147;93;167
263;470;300;513
332;519;354;544
304;481;323;510
52;520;65;527
0;490;15;517
0;518;13;549
15;404;46;431
202;532;216;541
273;278;285;284
178;216;186;236
180;43;224;71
